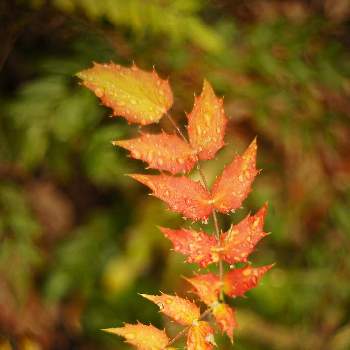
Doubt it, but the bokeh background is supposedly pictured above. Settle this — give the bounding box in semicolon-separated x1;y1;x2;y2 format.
1;1;350;349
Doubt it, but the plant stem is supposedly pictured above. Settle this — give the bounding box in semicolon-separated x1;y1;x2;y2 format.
165;113;225;300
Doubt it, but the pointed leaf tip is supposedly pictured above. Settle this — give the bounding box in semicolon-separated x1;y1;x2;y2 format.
212;303;237;342
188;80;227;160
211;138;258;213
129;174;212;221
114;133;196;174
141;293;200;326
77;62;173;125
224;264;273;298
219;204;268;264
103;323;169;350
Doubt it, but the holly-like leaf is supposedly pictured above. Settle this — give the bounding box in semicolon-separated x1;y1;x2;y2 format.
184;273;221;305
211;139;258;213
187;80;227;160
187;321;216;350
211;303;237;342
103;323;169;350
160;228;219;267
129;174;212;220
77;63;173;125
219;203;268;264
141;293;200;326
224;264;273;298
114;132;196;174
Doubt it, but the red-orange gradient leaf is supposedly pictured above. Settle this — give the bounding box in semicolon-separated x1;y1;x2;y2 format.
184;273;221;305
141;294;200;326
224;264;274;298
103;323;169;350
187;321;216;350
77;63;173;125
211;139;258;213
160;228;219;267
129;174;212;220
187;80;227;160
212;303;237;342
219;203;268;264
113;132;196;174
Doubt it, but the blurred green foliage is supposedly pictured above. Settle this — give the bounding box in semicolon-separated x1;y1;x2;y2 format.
0;0;350;349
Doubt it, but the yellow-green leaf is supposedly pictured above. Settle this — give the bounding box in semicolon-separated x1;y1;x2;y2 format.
77;63;173;125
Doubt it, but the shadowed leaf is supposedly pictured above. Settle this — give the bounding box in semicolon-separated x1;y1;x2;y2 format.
212;303;237;342
187;321;216;350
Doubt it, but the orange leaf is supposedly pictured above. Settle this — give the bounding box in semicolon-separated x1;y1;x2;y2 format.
77;63;173;125
103;323;169;350
211;139;258;213
184;273;221;305
129;174;212;221
114;132;196;174
187;80;227;160
141;293;200;326
224;264;274;298
219;204;268;264
187;321;216;350
211;303;237;342
160;228;219;267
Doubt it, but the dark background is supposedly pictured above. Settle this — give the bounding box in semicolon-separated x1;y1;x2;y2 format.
1;1;350;349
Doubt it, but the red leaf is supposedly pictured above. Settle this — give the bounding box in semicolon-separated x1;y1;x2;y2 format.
160;228;219;267
211;303;237;342
224;264;273;298
211;139;258;213
187;321;216;350
141;293;200;326
184;273;221;305
129;174;212;221
114;132;196;174
187;80;227;160
219;204;268;264
77;63;173;125
103;323;169;350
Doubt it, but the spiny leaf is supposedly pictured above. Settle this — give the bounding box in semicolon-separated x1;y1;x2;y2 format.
184;273;221;305
140;293;200;326
187;321;216;350
187;80;227;160
113;132;196;174
211;303;237;342
160;227;219;267
224;264;274;298
103;323;169;350
211;138;258;213
129;174;212;221
219;203;268;264
77;63;173;125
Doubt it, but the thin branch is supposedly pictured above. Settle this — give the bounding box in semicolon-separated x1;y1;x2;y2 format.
165;113;225;300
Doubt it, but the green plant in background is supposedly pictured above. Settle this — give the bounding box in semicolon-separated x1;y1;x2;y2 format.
1;0;350;349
